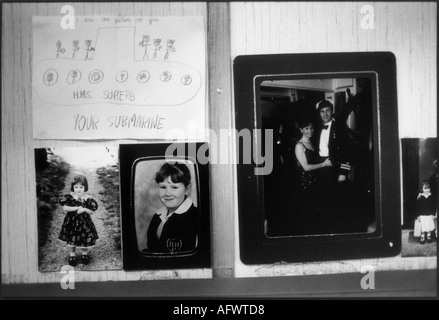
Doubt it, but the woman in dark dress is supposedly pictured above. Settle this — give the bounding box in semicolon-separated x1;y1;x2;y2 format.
293;117;332;234
145;162;198;254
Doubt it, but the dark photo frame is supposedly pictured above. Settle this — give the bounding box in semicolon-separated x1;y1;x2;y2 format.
119;143;211;270
234;52;401;264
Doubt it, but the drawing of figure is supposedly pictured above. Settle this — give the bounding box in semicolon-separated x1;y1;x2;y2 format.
69;70;78;84
67;70;81;84
181;74;192;86
43;69;58;86
84;40;95;60
153;39;162;59
56;41;66;58
46;72;54;85
160;71;172;82
138;35;151;60
164;40;176;61
72;40;80;59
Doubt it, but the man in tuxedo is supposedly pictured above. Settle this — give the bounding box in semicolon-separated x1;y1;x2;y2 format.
313;100;354;233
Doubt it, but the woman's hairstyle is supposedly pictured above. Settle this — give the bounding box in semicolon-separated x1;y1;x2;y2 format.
420;180;431;191
70;175;89;192
155;162;191;187
298;115;314;130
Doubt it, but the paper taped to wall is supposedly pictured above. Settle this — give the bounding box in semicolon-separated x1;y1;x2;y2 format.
32;16;206;140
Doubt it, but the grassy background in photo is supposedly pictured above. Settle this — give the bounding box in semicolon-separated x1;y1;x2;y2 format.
35;149;71;250
96;165;121;251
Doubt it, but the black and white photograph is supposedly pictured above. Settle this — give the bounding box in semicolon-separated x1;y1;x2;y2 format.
2;1;436;299
35;147;122;271
234;52;401;264
119;143;211;270
134;159;199;255
401;138;437;257
262;76;375;237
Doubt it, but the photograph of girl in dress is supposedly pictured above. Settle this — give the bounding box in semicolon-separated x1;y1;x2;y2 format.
401;140;437;257
416;180;436;244
59;175;99;266
134;160;199;254
35;147;122;271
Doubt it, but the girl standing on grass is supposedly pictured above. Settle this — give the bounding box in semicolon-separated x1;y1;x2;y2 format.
416;180;436;244
59;175;99;266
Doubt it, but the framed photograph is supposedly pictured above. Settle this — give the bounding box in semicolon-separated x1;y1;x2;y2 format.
401;138;437;257
35;147;122;271
119;143;211;270
234;52;401;264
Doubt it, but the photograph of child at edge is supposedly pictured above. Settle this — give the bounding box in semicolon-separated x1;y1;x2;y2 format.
416;180;436;244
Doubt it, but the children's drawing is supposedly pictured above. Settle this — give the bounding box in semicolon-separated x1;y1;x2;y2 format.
43;69;58;86
67;70;81;84
72;40;80;59
152;39;162;59
33;27;201;106
160;71;172;82
56;41;66;58
88;69;104;84
164;40;176;61
116;70;129;83
181;74;192;86
138;35;151;60
32;16;206;140
137;70;150;83
85;40;95;60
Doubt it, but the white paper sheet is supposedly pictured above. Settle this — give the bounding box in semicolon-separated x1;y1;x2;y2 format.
32;16;206;140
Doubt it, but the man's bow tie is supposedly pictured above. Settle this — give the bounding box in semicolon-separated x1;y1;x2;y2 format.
323;125;329;130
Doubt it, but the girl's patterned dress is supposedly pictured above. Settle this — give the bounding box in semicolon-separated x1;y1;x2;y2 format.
59;194;99;247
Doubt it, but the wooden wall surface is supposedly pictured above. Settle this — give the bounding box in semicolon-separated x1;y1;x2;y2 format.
230;1;437;138
2;1;437;292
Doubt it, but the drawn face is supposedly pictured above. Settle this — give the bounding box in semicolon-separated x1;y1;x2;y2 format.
85;40;92;48
300;124;314;138
153;39;161;46
319;106;333;124
158;176;189;213
56;41;61;49
73;183;85;197
73;40;79;48
167;40;175;47
143;35;150;43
